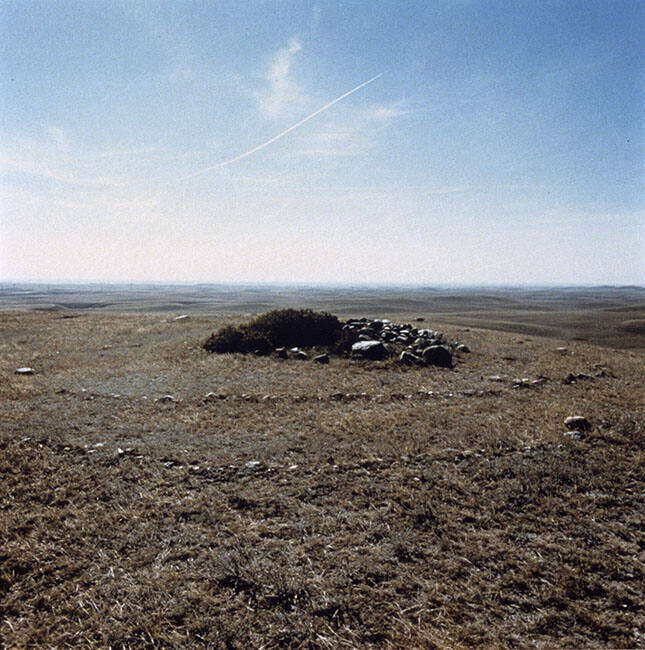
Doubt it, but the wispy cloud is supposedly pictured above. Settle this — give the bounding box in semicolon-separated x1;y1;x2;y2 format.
180;73;383;179
291;99;408;159
0;132;128;188
362;101;409;122
256;38;308;119
0;128;168;232
295;126;367;158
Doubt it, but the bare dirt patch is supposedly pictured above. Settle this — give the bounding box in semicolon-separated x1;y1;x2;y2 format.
1;309;643;648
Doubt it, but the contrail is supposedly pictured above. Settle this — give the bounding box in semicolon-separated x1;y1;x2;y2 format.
179;73;383;181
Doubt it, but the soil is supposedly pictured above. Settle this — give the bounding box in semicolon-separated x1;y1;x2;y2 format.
1;291;643;648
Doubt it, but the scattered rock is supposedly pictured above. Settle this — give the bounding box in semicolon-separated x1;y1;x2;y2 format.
564;415;591;432
512;377;531;389
244;461;262;470
15;367;35;375
456;343;470;353
157;394;177;403
313;353;330;364
173;314;189;321
555;346;568;353
293;350;309;360
564;430;585;440
487;375;507;382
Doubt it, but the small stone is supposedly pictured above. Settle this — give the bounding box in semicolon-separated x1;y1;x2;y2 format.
487;375;507;382
274;347;288;359
293;350;309;360
15;367;35;375
173;314;189;321
564;372;593;384
564;430;585;440
157;394;176;403
556;346;568;353
456;343;471;353
399;350;422;366
245;461;262;470
313;353;330;364
564;415;591;432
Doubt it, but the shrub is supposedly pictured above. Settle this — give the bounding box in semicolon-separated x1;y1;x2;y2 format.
204;325;245;353
203;309;342;354
239;329;273;355
246;309;342;349
334;328;360;354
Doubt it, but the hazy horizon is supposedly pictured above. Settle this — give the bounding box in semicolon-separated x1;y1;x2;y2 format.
2;1;643;285
2;279;643;291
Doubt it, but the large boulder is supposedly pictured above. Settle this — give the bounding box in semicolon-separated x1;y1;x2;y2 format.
351;340;388;360
422;345;453;368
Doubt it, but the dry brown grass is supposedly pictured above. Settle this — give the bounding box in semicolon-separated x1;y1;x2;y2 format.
1;309;643;648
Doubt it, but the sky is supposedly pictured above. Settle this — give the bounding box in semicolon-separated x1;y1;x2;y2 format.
1;0;643;285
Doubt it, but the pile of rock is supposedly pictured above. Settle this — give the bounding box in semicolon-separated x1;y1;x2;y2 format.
262;317;469;367
342;318;469;367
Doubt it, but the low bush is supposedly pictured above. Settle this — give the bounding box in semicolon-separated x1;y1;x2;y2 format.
203;325;245;353
334;328;360;354
204;309;342;354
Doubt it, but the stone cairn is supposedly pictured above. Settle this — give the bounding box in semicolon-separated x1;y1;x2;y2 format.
343;317;469;367
276;318;469;367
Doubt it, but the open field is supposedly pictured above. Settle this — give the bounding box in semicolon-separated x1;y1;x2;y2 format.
1;286;644;647
2;283;644;349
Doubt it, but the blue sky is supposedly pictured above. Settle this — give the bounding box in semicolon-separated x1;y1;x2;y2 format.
1;0;643;284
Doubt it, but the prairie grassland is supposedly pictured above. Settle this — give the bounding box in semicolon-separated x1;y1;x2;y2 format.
1;310;643;648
